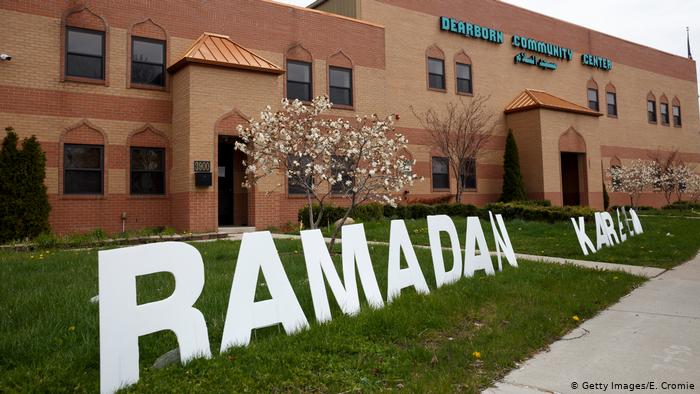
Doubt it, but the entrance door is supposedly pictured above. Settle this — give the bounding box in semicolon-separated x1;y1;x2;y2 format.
218;138;234;226
561;152;581;206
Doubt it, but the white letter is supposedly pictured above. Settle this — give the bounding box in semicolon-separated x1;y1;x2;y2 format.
387;220;430;302
628;209;644;234
616;209;627;243
300;229;359;323
464;216;495;277
571;217;596;255
341;224;385;309
220;232;308;351
427;215;463;287
489;212;518;271
601;212;620;245
99;242;211;394
595;212;612;250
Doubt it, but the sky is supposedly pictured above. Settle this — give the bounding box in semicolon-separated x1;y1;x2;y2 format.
277;0;700;98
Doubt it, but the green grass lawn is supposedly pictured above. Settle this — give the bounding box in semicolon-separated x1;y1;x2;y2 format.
1;239;644;392
322;215;700;269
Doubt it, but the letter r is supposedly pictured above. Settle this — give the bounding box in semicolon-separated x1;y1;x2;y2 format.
98;242;211;394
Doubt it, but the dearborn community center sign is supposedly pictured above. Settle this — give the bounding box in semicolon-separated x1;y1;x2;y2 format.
98;213;518;393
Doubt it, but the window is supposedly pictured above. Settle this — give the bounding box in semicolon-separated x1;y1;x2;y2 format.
131;37;165;86
329;66;352;107
286;60;312;101
660;103;669;125
611;165;622;190
432;157;449;189
64;144;103;194
287;155;312;195
587;88;599;111
606;92;617;116
673;105;682;127
460;158;477;189
647;100;657;123
427;58;445;90
331;155;353;194
456;63;472;94
130;147;165;194
65;27;105;80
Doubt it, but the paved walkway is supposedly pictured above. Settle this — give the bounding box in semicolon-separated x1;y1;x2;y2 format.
485;253;700;393
224;233;665;278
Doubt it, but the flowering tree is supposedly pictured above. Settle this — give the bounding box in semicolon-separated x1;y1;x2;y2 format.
686;173;700;203
607;159;656;207
235;96;418;250
234;96;346;229
327;114;418;250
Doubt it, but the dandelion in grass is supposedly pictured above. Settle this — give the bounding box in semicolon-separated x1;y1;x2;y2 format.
572;315;580;322
68;325;76;332
472;351;481;359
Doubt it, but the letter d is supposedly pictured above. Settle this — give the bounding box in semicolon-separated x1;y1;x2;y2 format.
99;242;211;394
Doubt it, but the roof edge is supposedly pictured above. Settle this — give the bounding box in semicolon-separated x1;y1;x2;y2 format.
168;57;286;74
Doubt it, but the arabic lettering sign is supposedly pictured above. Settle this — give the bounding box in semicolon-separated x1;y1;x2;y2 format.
514;52;557;71
440;16;504;45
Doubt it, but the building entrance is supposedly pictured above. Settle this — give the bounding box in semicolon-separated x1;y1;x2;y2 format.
560;152;585;206
218;136;248;226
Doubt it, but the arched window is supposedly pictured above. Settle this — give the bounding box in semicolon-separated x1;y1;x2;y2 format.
286;43;313;102
646;92;657;123
426;45;446;91
586;79;599;111
605;83;617;117
61;5;109;84
659;94;669;126
327;50;353;108
454;50;473;95
672;97;682;127
129;18;168;89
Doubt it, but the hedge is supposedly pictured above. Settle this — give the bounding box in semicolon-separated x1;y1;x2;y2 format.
662;201;700;210
298;199;598;226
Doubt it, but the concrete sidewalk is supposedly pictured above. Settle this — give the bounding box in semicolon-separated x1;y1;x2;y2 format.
485;253;700;393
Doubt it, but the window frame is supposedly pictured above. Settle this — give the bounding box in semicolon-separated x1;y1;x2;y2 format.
427;57;446;92
63;143;104;195
286;154;313;196
587;88;599;112
286;60;313;102
455;62;473;95
459;158;477;190
660;102;670;126
328;66;353;108
330;155;353;195
65;26;105;82
129;146;166;195
606;92;617;117
647;100;657;124
672;105;682;127
130;36;166;88
431;156;450;191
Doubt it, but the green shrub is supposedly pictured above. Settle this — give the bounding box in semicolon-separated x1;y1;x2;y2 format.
351;203;384;222
518;200;552;207
0;128;51;243
500;129;528;202
484;202;595;222
298;204;346;228
433;203;480;217
663;201;700;211
603;183;610;211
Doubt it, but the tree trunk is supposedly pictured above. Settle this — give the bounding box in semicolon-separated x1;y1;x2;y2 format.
306;192;315;229
328;196;356;253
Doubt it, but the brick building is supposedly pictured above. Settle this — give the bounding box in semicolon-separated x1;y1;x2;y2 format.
0;0;698;234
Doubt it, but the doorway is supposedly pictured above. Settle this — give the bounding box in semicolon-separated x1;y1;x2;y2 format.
218;136;248;226
561;152;585;206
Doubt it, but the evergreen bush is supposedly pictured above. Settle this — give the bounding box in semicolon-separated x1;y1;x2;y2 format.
499;129;528;202
0;128;51;243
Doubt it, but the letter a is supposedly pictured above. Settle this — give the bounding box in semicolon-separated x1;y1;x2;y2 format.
464;216;495;277
220;232;309;351
99;242;211;394
571;217;596;255
427;215;463;287
387;220;430;302
628;209;644;234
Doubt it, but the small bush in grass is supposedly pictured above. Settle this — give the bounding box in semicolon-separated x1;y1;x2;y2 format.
351;203;384;222
484;202;595;222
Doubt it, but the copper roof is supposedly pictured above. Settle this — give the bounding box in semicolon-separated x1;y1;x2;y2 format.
168;32;284;74
505;89;602;117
